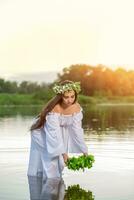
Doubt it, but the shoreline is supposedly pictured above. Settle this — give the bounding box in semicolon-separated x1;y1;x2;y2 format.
0;93;134;106
1;103;134;107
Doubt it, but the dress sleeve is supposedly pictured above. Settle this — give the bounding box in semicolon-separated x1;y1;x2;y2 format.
69;112;88;154
30;117;46;149
43;113;66;157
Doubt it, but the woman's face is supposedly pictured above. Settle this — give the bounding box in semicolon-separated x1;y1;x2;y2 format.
62;90;75;106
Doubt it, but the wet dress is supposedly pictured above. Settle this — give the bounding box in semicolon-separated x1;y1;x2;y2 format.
27;107;88;178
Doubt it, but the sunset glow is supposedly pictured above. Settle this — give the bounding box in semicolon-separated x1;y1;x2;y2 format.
0;0;134;80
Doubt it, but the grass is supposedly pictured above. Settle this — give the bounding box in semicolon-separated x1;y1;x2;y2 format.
0;93;134;106
0;93;42;105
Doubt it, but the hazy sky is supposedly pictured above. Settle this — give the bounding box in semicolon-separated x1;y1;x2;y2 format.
0;0;134;80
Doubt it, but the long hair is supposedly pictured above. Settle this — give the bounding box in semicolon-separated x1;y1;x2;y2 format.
30;80;78;131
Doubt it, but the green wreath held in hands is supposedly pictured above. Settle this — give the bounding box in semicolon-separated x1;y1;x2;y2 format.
66;154;95;171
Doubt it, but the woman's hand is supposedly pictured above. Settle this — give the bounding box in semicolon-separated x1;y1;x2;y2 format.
62;153;69;164
83;152;88;156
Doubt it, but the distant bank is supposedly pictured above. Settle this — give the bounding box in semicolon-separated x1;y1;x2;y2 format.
0;93;134;106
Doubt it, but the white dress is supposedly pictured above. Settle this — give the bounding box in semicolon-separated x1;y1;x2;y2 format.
27;107;88;179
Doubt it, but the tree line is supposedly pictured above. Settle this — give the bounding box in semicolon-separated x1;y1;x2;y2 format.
57;64;134;96
0;79;50;94
0;64;134;96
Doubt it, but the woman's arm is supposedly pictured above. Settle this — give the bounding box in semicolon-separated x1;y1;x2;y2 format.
69;110;88;154
43;113;66;157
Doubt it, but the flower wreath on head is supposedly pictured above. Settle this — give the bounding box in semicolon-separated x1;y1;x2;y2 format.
52;81;81;94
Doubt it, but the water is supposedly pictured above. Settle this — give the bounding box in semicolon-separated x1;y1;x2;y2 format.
0;105;134;200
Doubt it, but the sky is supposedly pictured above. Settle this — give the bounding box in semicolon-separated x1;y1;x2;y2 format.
0;0;134;82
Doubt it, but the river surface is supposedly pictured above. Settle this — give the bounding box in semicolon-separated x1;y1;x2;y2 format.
0;105;134;200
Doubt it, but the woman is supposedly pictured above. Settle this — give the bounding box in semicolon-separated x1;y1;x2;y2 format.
27;80;88;179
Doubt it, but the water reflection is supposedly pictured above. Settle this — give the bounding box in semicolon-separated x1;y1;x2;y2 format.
0;104;134;132
83;104;134;131
28;176;65;200
0;106;41;117
28;176;94;200
64;184;94;200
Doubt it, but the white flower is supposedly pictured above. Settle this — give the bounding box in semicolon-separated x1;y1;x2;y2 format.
52;82;81;94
